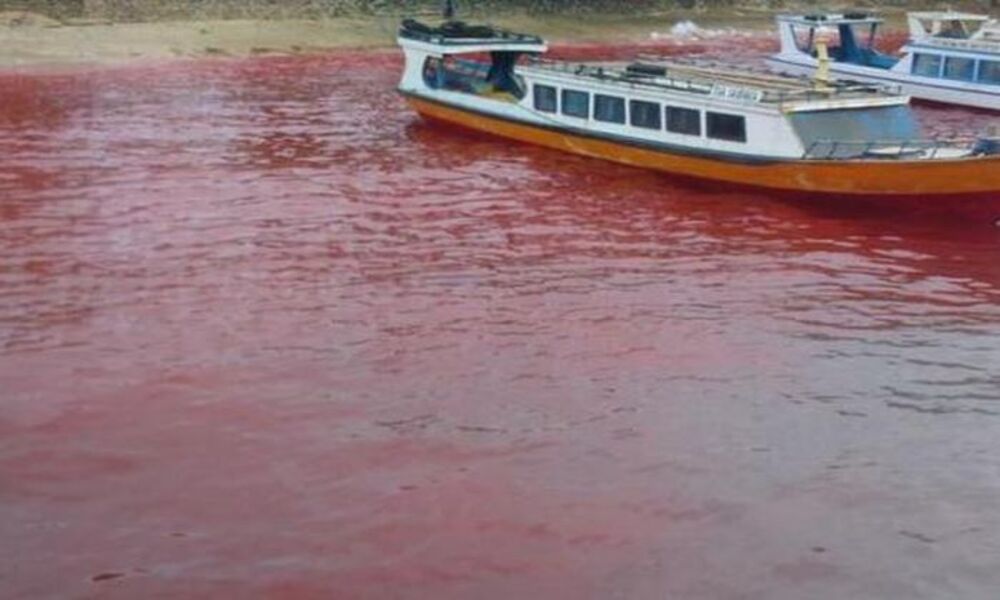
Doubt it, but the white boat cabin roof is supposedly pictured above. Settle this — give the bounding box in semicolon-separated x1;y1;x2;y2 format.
398;19;547;55
775;13;884;28
523;58;908;112
906;11;999;44
908;11;992;25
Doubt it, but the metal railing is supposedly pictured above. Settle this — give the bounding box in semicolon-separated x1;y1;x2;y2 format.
525;56;904;106
640;55;906;102
766;84;900;104
524;57;718;95
802;138;977;159
915;34;1000;53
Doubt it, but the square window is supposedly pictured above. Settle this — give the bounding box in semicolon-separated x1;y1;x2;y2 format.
666;106;701;136
593;94;626;124
911;53;942;77
979;60;1000;85
533;84;557;113
943;56;976;81
706;112;746;143
561;89;590;118
629;100;662;129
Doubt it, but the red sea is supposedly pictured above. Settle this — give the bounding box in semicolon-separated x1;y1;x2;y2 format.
1;39;999;599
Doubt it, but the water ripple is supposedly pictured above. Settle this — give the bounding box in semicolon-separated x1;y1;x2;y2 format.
2;49;1000;600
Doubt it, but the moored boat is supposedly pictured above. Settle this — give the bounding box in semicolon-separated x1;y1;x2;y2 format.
767;11;1000;111
396;19;1000;220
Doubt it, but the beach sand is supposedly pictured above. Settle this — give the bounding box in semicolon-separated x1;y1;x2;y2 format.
0;8;810;69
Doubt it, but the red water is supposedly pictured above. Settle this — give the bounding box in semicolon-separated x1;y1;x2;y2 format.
2;45;1000;600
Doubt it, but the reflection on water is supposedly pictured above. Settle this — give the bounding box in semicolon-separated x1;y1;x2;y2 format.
1;47;999;600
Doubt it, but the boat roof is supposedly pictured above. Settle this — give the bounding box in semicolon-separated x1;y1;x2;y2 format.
398;19;547;53
776;12;883;27
523;57;908;112
908;11;992;23
905;11;1000;48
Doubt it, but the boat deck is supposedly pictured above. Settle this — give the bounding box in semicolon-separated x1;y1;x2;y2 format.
523;57;901;105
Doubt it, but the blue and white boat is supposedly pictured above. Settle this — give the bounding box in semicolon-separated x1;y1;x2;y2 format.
767;11;1000;111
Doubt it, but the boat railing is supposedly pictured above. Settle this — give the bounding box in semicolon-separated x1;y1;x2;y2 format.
803;138;977;159
668;57;908;100
768;84;902;103
524;57;895;103
528;54;903;105
913;35;1000;53
524;57;717;95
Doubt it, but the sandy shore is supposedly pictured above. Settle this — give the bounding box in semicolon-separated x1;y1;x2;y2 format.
0;17;387;68
0;9;786;69
0;8;917;70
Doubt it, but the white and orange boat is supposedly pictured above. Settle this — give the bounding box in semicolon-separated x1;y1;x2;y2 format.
397;20;1000;220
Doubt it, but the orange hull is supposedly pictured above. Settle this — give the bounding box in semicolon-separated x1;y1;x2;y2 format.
405;94;1000;199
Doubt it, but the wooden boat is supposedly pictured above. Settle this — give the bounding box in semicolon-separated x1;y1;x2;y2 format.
396;20;1000;219
767;11;1000;111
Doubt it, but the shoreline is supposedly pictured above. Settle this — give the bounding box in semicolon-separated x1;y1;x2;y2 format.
0;8;916;71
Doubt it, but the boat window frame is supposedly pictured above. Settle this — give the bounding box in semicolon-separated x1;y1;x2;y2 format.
533;83;558;113
978;60;1000;85
942;55;976;81
629;99;662;130
665;105;702;137
706;112;747;144
593;94;627;125
911;52;943;78
561;88;590;119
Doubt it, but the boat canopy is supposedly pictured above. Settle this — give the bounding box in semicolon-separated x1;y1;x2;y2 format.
398;20;548;100
907;11;992;40
775;13;884;28
775;12;897;69
398;19;547;54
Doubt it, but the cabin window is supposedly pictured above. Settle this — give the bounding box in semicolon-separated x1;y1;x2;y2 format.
629;100;662;130
911;53;942;77
423;56;500;94
422;57;444;89
943;56;976;81
593;94;626;124
666;106;701;136
561;89;590;118
706;112;746;143
979;60;1000;85
422;55;524;97
533;84;557;113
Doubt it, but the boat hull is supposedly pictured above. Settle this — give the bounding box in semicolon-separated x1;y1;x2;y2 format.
404;93;1000;216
